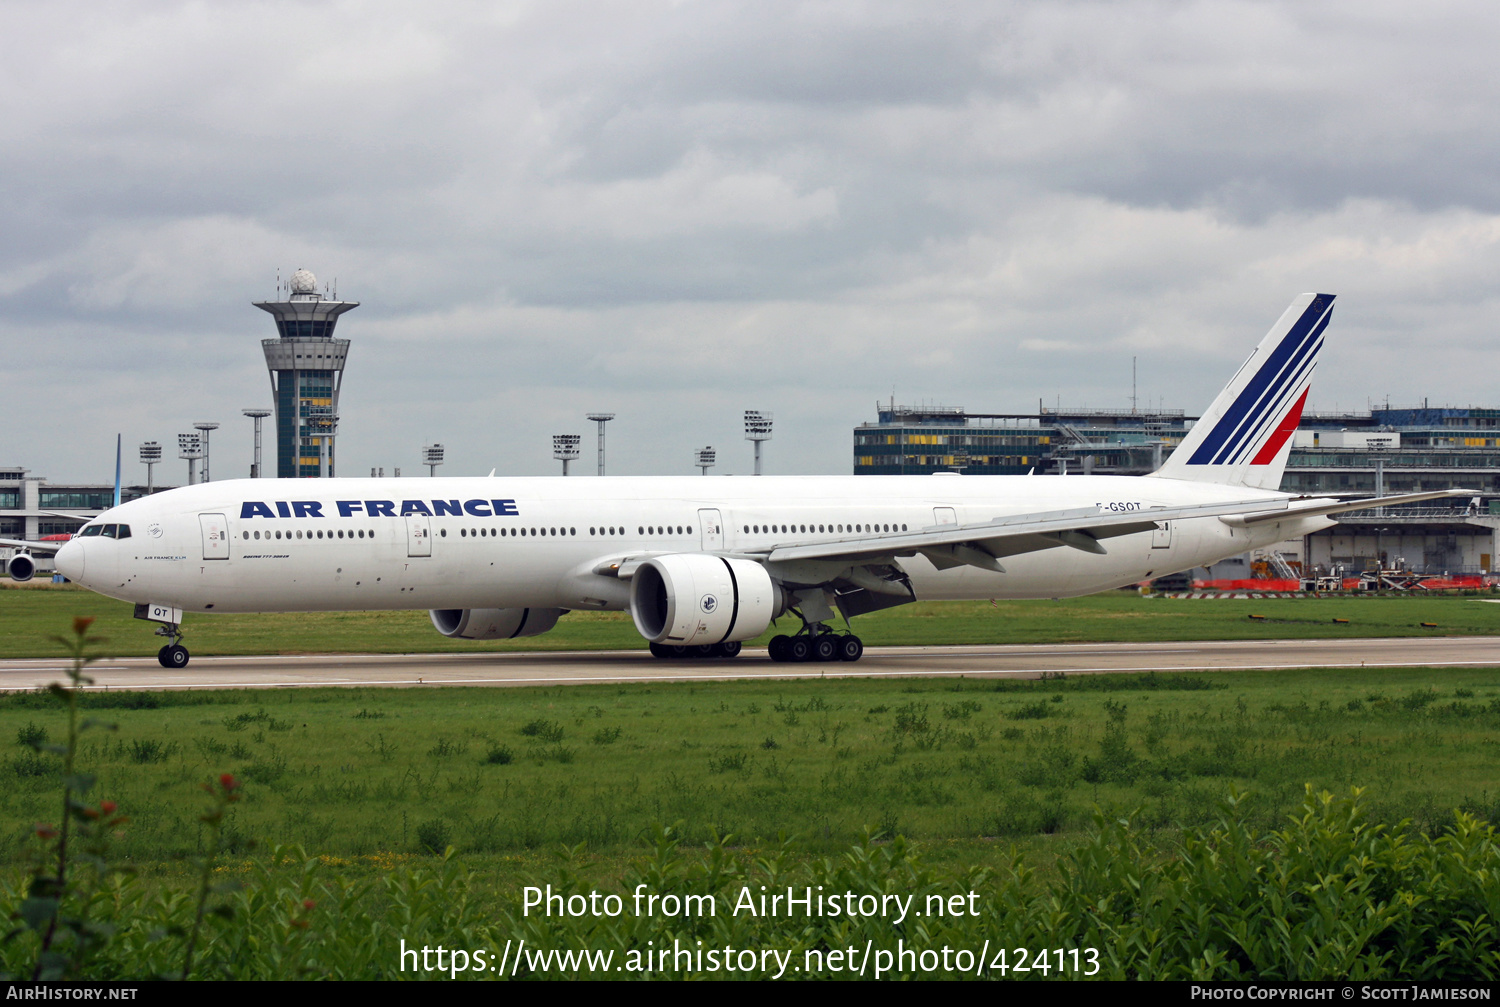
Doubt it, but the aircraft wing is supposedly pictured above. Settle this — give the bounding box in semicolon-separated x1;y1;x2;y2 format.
0;538;63;553
760;496;1291;570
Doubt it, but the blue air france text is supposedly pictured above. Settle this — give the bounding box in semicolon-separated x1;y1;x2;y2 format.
239;500;520;520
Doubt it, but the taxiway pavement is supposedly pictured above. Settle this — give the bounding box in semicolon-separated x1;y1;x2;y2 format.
0;636;1494;692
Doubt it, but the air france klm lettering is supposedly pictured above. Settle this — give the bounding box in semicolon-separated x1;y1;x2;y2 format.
14;294;1466;669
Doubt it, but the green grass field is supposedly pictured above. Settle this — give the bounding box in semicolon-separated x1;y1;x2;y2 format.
4;665;1498;868
5;601;1500;979
3;581;1498;657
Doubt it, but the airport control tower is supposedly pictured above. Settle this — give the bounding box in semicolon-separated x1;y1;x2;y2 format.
253;269;359;478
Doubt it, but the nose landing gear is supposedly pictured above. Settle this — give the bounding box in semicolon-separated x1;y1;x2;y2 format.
154;624;189;668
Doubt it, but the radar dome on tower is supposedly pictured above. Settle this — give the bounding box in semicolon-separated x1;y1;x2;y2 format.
289;269;318;294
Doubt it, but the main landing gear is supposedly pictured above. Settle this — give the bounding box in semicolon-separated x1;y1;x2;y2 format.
649;640;744;660
768;629;863;663
155;624;190;668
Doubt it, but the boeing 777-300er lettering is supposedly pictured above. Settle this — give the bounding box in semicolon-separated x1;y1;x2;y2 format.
4;294;1465;668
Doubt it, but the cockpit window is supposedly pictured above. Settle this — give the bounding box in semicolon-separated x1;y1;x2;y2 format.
101;525;116;538
80;525;103;537
115;525;131;539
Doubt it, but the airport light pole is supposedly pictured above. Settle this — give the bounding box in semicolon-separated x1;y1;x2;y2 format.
744;410;773;476
242;409;271;478
193;422;220;483
586;413;614;476
177;432;202;486
304;410;337;478
695;446;716;475
422;444;444;477
553;434;581;476
139;442;161;494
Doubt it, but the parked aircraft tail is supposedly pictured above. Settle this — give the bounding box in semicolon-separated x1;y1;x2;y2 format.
1151;292;1334;491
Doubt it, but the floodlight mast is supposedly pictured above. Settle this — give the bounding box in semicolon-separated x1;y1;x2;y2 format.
695;446;716;475
553;434;582;476
586;413;615;476
744;410;773;476
177;433;202;485
242;409;272;478
422;444;445;477
303;411;337;479
193;422;220;483
138;441;161;494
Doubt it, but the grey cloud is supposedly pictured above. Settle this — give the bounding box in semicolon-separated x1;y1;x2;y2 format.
5;1;1500;482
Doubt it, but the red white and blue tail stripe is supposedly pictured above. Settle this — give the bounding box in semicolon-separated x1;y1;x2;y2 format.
1152;293;1334;490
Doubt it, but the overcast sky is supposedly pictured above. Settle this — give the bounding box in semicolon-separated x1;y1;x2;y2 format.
6;1;1500;485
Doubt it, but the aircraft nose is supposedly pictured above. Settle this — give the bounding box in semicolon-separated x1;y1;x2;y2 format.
55;540;84;583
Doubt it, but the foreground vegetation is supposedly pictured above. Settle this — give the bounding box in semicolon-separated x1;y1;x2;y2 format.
4;665;1499;859
2;581;1498;658
5;619;1500;979
5;790;1497;980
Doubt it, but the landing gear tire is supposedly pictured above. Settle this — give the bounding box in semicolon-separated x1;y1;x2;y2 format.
719;640;743;659
692;644;719;659
812;635;839;662
649;642;679;659
768;635;791;662
158;644;189;669
837;635;864;662
785;637;812;663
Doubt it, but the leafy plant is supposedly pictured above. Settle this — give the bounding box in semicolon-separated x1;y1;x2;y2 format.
6;617;122;979
519;719;563;743
415;819;451;854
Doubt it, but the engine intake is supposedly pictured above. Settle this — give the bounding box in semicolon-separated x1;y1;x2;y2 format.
630;554;783;645
429;607;565;640
6;553;35;583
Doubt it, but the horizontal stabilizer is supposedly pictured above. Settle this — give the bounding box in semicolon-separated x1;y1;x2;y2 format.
1225;489;1474;526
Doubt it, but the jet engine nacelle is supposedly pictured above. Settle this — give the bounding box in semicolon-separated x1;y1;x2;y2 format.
630;554;784;646
6;553;35;583
429;607;565;640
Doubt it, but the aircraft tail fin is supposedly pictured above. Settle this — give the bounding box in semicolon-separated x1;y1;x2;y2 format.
1151;293;1334;491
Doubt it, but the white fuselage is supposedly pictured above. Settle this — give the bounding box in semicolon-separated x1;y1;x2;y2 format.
57;474;1331;617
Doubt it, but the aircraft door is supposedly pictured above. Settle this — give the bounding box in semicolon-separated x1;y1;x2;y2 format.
199;514;230;560
1152;521;1172;549
698;509;724;551
406;515;432;557
933;507;957;527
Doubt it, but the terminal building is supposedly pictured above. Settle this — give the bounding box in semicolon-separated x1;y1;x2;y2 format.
254;269;358;479
853;404;1189;476
0;468;158;574
853;403;1500;580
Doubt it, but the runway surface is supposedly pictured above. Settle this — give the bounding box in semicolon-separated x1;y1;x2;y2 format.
0;637;1496;692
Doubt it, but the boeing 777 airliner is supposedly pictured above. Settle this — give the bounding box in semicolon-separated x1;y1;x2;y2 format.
5;294;1461;667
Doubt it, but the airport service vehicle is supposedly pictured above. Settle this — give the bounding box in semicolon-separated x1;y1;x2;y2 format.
7;294;1460;668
